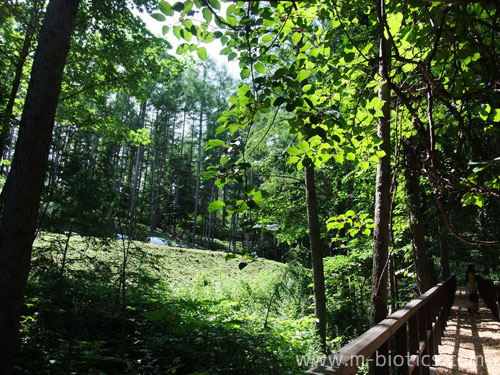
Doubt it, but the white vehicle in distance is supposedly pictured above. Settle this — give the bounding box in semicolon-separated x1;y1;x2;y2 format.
146;236;168;246
116;234;129;240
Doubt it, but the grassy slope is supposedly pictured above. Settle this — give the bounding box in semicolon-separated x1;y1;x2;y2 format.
14;234;320;375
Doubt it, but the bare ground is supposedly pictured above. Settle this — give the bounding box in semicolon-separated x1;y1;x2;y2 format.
434;288;500;375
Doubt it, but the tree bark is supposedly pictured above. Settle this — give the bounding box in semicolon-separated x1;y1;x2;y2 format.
389;255;399;313
0;0;80;372
129;101;147;230
404;140;436;293
191;109;203;245
173;110;186;237
370;0;391;328
305;165;327;353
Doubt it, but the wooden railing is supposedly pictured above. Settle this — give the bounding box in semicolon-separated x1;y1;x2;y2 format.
305;275;456;375
477;275;500;321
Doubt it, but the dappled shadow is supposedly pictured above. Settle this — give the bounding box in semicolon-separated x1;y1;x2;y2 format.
435;288;500;375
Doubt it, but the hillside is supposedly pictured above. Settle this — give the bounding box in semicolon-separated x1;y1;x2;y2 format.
13;234;320;375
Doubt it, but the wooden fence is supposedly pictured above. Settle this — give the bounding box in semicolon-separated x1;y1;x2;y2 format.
477;275;500;321
305;275;456;375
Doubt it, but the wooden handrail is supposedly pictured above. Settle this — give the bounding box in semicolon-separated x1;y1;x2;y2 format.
305;275;456;375
477;275;500;321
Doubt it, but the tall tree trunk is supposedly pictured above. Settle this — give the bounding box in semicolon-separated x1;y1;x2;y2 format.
129;101;147;230
228;213;235;252
191;110;203;245
404;140;436;293
389;255;398;313
222;186;227;228
0;0;80;372
305;165;327;353
370;0;391;328
173;111;186;237
149;147;157;233
204;181;216;247
209;185;218;248
149;115;159;233
232;213;238;252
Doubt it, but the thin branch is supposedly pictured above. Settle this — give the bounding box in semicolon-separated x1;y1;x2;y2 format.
246;107;280;157
59;74;138;101
199;0;241;31
333;3;372;63
432;190;500;246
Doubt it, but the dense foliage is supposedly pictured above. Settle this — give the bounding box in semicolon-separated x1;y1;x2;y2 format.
13;235;319;374
0;0;499;373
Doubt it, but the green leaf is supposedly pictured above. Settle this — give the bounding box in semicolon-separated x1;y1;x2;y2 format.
172;2;184;12
209;200;225;212
173;25;181;39
493;109;500;122
176;44;188;54
273;97;285;107
297;70;310;82
240;68;250;79
298;141;310;152
387;12;403;35
302;84;312;93
151;13;166;21
237;83;250;97
292;32;302;45
208;0;221;10
197;46;207;61
159;1;174;16
215;125;226;135
344;52;355;63
254;62;265;74
286;146;301;155
162;25;169;35
182;30;192;42
206;139;225;150
202;7;212;23
334;153;344;164
262;34;273;43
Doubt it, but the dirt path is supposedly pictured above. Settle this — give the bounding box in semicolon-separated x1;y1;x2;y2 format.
434;288;500;375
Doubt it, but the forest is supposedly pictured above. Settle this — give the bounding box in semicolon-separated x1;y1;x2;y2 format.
0;0;499;374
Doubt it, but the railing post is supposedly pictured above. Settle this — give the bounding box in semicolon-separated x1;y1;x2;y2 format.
372;340;390;375
417;309;430;375
408;313;420;375
436;280;447;346
395;321;408;375
425;302;435;366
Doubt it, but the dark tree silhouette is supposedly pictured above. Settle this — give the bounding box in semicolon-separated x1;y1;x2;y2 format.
0;0;80;372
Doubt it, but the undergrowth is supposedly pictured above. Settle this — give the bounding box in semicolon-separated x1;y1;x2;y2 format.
13;234;322;374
